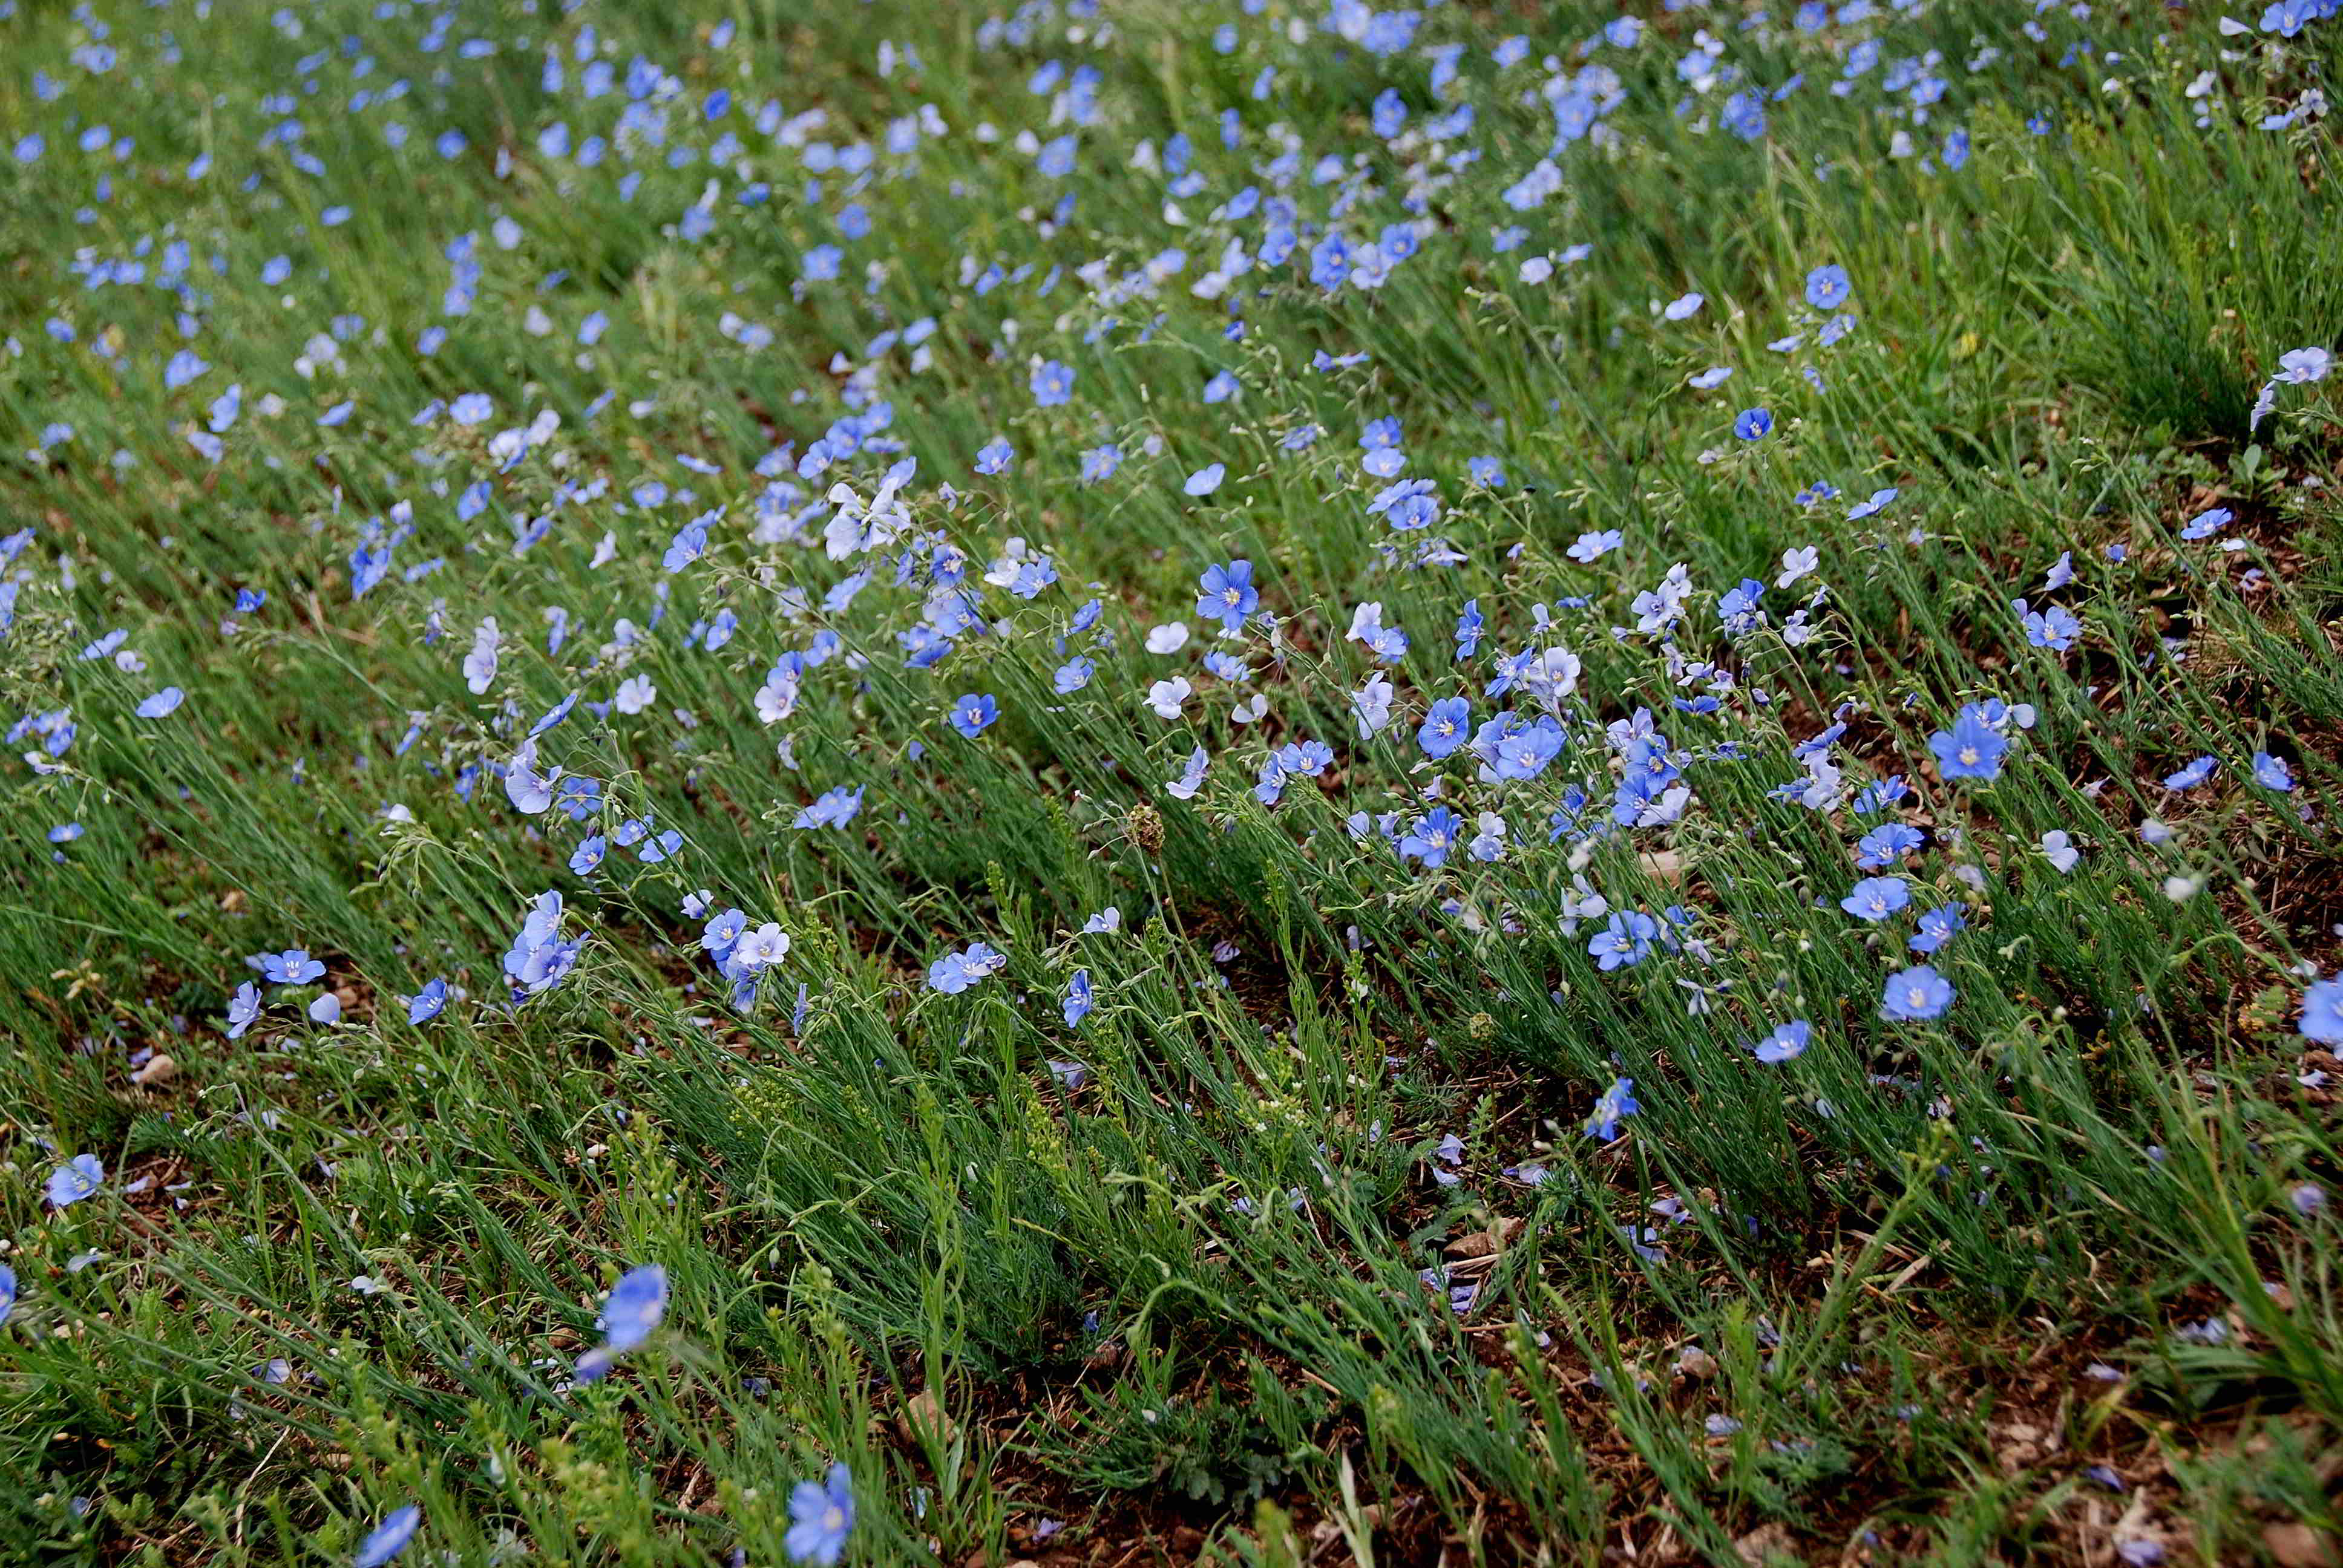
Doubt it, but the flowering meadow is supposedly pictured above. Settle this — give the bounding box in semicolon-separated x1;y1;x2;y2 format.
2;0;2341;1561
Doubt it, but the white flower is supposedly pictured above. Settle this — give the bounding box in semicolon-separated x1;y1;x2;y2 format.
503;739;559;815
1776;546;1819;588
1146;676;1193;719
614;675;655;714
1164;746;1210;800
1523;646;1581;706
2039;829;2080;874
2277;345;2332;384
735;923;791;969
464;616;500;694
1145;621;1190;654
754;670;801;725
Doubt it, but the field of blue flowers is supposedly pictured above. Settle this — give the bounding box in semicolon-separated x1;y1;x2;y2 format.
2;0;2341;1563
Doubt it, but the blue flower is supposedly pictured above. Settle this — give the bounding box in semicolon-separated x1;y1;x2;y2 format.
1855;823;1923;869
1399;806;1462;868
45;1153;104;1207
974;437;1014;475
1840;876;1911;922
1721;90;1766;140
2161;756;2217;791
2252;751;2296;792
1029;359;1075;407
1368;477;1441;531
2018;601;2082;650
785;1463;856;1566
1754;1020;1812;1063
1453;600;1484;661
1472;708;1568;782
1881;964;1955;1022
1908;904;1966;955
1928;705;2007;782
794;786;866;830
1309;234;1352;290
502;891;582;1001
1845;486;1900;520
1584;1077;1640;1140
1184;463;1226;497
1716;578;1766;633
255;949;327;985
1196;560;1257;631
1734;407;1774;442
577;1264;669;1382
1418;696;1471;759
928;941;1006;994
1080;444;1122;483
2301;973;2343;1045
353;1505;422;1568
1062;969;1094;1028
950;693;999;738
405;978;448;1025
225;981;263;1039
1804;264;1852;310
1852;776;1909;815
136;687;185;717
0;1263;15;1328
701;909;748;960
1589;910;1657;971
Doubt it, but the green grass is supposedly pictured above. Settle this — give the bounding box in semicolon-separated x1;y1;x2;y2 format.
0;0;2339;1563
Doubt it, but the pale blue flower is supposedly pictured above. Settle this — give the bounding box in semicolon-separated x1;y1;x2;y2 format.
786;1463;856;1565
45;1153;104;1207
1754;1020;1811;1063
